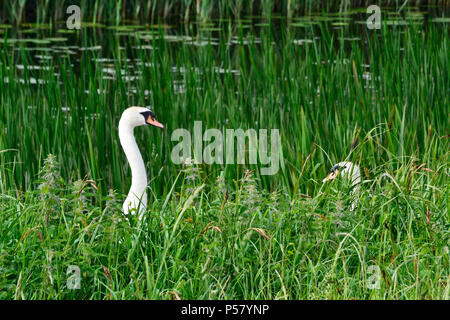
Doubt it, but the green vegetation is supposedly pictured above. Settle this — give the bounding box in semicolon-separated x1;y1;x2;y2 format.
0;6;449;299
1;0;449;24
0;151;449;299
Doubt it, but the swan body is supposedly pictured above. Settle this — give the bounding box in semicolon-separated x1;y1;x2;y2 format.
323;161;361;211
119;106;163;219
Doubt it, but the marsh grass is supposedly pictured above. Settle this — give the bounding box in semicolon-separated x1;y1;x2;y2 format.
0;18;448;196
0;12;449;299
0;150;448;299
1;1;449;24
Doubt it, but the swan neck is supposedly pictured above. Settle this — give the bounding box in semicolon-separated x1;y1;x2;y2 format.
119;121;147;194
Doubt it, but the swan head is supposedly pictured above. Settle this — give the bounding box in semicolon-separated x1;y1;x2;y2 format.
120;106;164;129
322;161;361;185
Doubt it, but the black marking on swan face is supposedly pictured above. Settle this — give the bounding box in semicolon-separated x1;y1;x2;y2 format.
140;110;156;123
330;164;347;173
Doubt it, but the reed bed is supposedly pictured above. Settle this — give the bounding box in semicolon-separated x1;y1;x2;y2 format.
0;8;448;299
2;0;450;24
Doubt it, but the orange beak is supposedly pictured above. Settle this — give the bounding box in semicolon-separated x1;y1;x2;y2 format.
322;170;339;183
146;117;164;128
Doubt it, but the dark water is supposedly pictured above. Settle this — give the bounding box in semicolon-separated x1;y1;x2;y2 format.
1;6;448;92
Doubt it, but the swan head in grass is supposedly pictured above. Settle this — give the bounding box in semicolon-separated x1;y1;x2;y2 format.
322;161;361;186
118;106;164;219
120;106;164;129
323;161;361;211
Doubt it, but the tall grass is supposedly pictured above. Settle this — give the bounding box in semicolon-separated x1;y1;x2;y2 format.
2;0;450;24
0;151;448;299
0;18;448;196
0;11;448;299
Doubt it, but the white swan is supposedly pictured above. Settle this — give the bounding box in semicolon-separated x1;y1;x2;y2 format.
322;161;361;185
322;161;361;211
119;106;163;219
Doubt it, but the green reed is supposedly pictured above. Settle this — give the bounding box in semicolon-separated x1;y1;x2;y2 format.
0;13;448;299
1;0;449;24
0;18;448;196
0;149;448;299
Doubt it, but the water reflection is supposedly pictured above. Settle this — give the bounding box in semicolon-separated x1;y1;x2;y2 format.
0;7;446;102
